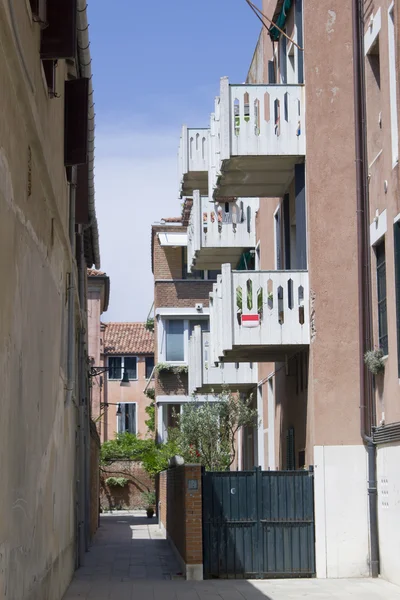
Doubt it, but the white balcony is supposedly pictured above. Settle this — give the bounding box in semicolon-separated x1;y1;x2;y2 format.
189;327;258;395
211;77;306;199
187;191;259;272
178;126;209;197
209;264;310;363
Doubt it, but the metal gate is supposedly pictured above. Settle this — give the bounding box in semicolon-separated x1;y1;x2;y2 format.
202;467;315;579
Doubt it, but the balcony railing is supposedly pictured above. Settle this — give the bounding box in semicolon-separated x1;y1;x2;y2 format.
189;327;258;394
211;77;306;199
178;126;209;197
187;191;259;272
209;264;310;363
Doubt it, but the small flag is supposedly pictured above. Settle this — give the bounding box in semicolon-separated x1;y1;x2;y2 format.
242;314;260;328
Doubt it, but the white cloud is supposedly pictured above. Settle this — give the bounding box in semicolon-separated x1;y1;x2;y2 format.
94;127;182;322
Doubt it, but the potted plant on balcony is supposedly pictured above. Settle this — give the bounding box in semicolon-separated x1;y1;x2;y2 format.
142;490;156;518
364;348;386;375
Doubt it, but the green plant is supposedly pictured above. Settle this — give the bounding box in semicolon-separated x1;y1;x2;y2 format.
100;432;180;478
105;476;129;487
155;363;188;375
145;317;154;332
142;490;156;507
100;432;154;464
145;400;155;433
145;387;155;400
364;349;385;375
236;287;263;315
176;389;258;471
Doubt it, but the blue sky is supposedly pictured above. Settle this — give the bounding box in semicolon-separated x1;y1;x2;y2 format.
90;1;261;321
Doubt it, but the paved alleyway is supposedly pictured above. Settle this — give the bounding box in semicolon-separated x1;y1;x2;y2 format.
63;511;400;600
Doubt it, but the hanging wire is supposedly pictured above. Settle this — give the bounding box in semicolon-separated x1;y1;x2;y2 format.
245;0;304;51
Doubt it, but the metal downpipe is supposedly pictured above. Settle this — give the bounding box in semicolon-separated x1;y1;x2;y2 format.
352;0;379;578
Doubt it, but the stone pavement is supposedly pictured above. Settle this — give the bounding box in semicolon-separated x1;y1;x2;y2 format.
63;511;400;600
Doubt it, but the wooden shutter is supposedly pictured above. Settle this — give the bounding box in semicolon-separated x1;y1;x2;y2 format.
42;60;56;97
30;0;47;25
75;163;90;224
41;0;77;59
64;78;89;166
268;60;276;84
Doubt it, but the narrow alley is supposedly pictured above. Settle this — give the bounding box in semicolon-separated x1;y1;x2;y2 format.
63;512;400;600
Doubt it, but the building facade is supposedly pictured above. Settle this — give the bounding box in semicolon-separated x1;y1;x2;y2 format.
0;1;101;598
152;215;216;442
91;322;155;442
167;0;400;587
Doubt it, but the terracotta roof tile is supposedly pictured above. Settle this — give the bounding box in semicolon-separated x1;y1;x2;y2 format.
103;322;154;355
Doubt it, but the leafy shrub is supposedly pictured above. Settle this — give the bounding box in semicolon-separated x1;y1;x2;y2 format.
105;477;128;487
364;349;385;375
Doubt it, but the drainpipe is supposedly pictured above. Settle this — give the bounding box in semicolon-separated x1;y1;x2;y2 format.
66;167;77;405
77;227;91;552
352;0;379;578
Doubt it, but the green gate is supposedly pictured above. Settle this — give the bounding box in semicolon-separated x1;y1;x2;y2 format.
202;467;315;579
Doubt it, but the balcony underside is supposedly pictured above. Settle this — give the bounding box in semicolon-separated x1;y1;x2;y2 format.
217;344;310;364
214;156;304;199
181;172;208;197
191;247;246;271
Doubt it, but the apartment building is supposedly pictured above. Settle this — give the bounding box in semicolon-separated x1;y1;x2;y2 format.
87;272;155;441
100;322;155;441
173;0;400;586
0;2;101;598
152;212;218;442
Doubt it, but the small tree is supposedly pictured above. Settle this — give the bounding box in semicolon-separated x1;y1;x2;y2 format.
176;390;258;471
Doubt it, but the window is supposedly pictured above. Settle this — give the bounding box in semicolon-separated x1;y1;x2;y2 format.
124;357;137;380
388;5;398;166
394;222;400;375
208;269;221;280
376;240;388;355
145;356;155;379
166;320;184;361
108;357;122;380
117;403;137;435
108;356;137;380
182;247;204;280
189;319;209;337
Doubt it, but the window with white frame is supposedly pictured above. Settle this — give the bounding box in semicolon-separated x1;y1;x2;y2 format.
117;403;137;434
108;356;137;380
166;320;185;361
160;317;210;363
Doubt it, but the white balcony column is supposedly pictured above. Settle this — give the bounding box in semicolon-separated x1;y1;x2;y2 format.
257;385;265;469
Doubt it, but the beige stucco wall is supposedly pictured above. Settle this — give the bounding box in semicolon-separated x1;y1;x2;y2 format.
365;0;400;426
103;357;153;441
0;3;82;598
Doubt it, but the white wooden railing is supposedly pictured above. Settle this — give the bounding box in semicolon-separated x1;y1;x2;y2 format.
219;77;305;160
187;191;259;271
178;126;209;194
210;264;310;363
188;327;257;394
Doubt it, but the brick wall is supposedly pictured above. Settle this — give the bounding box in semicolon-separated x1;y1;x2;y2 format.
90;422;100;540
158;464;203;579
156;371;188;396
100;460;154;510
152;225;185;280
155;281;213;308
